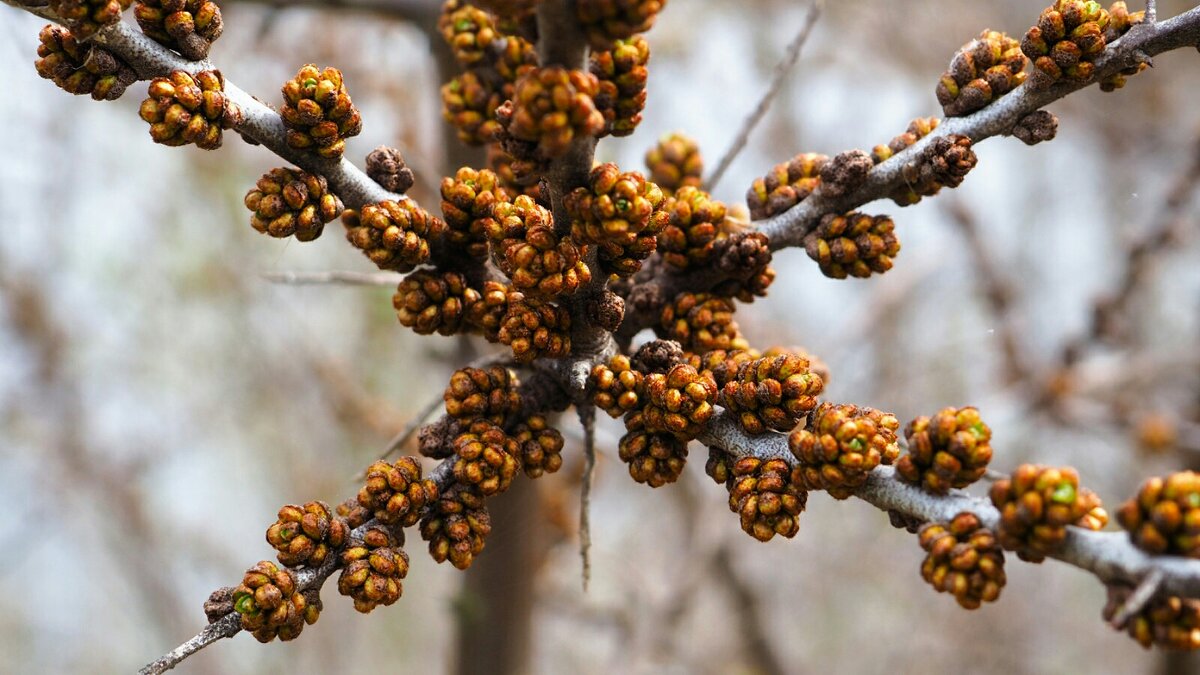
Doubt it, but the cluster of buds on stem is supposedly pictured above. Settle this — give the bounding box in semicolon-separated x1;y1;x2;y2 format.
577;0;667;49
803;212;900;280
139;70;242;150
232;561;317;642
990;464;1107;562
790;403;900;499
917;513;1007;609
244;168;344;242
279;65;362;159
35;25;136;101
645;132;704;195
746;153;826;220
338;527;409;613
134;0;224;60
567;163;668;276
1116;471;1200;558
49;0;132;39
1104;584;1200;650
895;407;993;494
936;30;1027;117
591;37;650;137
1022;0;1111;85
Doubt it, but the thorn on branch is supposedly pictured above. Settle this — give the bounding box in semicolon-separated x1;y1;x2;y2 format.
1109;568;1165;629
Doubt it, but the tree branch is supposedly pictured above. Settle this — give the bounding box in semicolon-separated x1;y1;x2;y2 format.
140;363;569;672
1;0;405;210
754;6;1200;251
699;409;1200;599
138;553;341;674
137;613;241;675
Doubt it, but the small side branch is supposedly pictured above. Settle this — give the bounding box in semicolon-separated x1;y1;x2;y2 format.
1109;568;1165;629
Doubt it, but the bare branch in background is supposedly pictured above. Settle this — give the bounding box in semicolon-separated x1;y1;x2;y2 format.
261;270;405;286
945;200;1030;386
707;0;823;191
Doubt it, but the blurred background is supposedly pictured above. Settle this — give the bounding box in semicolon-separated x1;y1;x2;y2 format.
1;0;1199;673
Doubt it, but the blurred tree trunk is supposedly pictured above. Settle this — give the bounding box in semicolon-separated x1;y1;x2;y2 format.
454;478;542;675
428;3;539;654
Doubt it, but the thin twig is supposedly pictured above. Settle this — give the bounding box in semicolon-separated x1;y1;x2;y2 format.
982;468;1008;483
367;394;443;467
707;0;823;191
261;270;405;286
1110;568;1165;629
1147;0;1158;24
1059;136;1200;359
137;613;241;675
578;404;596;592
357;353;515;476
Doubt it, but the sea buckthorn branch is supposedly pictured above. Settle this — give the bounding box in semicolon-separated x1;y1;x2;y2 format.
2;0;404;209
141;365;569;674
137;510;412;675
754;4;1200;251
137;553;342;675
699;410;1200;598
12;0;1200;669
